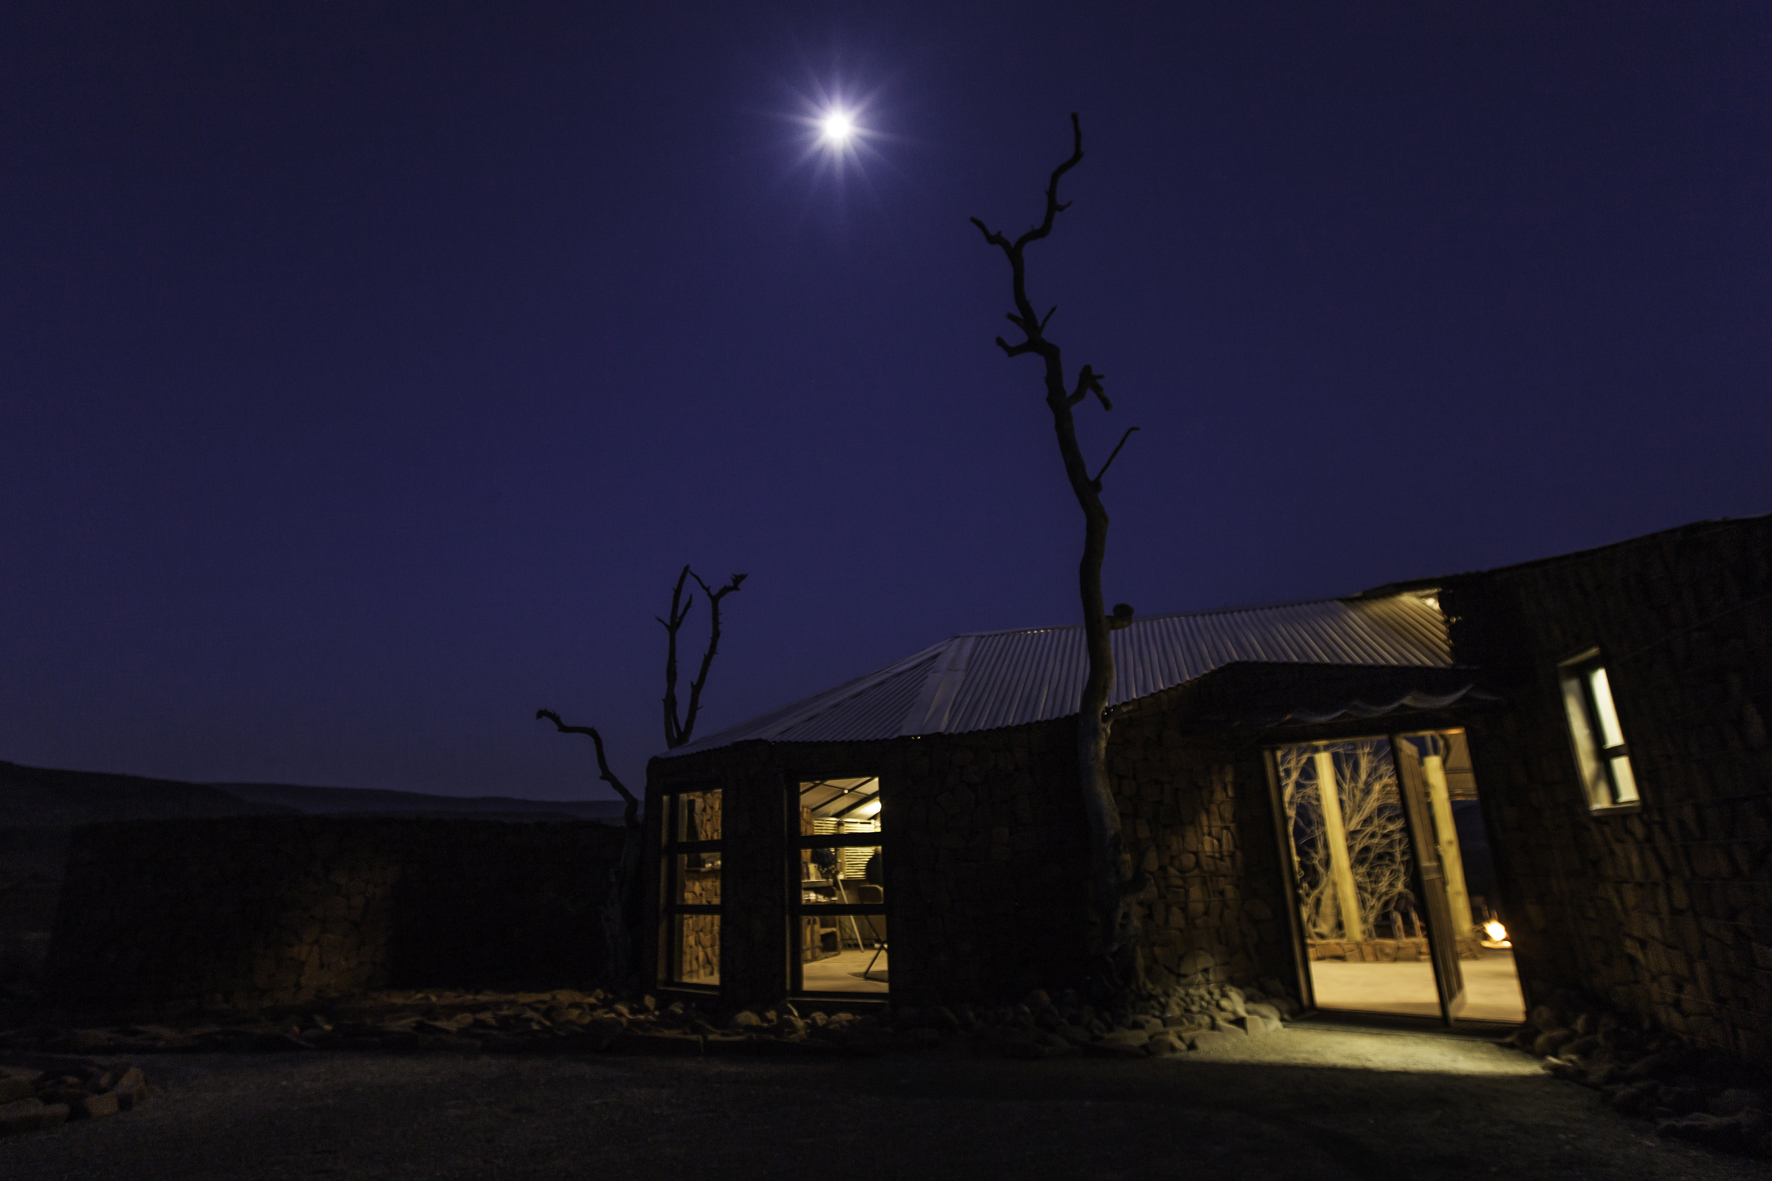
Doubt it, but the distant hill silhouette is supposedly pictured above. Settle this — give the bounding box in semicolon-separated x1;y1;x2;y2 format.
212;781;626;823
0;760;295;827
0;760;628;826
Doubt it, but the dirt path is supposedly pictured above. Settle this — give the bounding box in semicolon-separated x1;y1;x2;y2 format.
2;1025;1758;1181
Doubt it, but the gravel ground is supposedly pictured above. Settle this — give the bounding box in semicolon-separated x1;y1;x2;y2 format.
3;1024;1760;1181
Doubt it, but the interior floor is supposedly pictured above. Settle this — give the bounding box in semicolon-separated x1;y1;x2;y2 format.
800;948;888;994
1309;947;1526;1023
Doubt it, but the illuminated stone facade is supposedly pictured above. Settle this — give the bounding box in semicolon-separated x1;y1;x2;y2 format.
645;703;1335;1009
1443;516;1772;1061
650;516;1772;1066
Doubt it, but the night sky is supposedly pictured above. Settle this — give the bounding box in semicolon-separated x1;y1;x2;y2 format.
5;4;1768;802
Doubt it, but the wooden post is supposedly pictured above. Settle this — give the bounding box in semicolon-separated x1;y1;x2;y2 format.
1422;754;1476;938
1312;749;1364;943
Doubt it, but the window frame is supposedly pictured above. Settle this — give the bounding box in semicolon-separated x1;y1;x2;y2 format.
787;774;888;997
1557;649;1641;813
657;784;723;989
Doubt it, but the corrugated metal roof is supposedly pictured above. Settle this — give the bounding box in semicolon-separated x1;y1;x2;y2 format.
661;593;1455;758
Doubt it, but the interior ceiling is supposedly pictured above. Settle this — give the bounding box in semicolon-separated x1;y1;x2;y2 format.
799;777;879;820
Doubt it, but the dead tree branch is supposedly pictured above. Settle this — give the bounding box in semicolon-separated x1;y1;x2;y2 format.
534;709;639;829
677;571;746;748
658;566;695;750
1089;427;1140;488
659;567;747;749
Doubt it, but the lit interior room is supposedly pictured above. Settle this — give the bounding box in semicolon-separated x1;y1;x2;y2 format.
1277;732;1525;1024
795;777;887;995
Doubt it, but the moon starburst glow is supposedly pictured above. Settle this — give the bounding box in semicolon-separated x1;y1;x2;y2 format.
820;110;855;145
778;77;895;208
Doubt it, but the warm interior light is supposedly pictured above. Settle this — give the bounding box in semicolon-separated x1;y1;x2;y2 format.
1483;919;1510;946
821;110;854;144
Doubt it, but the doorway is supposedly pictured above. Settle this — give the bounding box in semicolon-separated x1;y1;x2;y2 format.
1271;731;1524;1024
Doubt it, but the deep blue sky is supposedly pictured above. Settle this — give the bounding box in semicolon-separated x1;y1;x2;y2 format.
4;3;1768;801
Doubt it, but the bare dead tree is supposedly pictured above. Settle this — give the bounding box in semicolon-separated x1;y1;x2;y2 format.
538;564;747;827
972;113;1142;989
536;565;746;991
660;566;748;750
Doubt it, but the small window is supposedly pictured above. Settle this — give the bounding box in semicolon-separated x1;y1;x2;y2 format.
1558;653;1640;809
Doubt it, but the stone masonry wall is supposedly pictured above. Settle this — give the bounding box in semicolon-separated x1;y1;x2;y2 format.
1107;696;1298;993
648;705;1301;1008
887;724;1093;1006
48;816;627;1012
647;728;1094;1009
1444;516;1772;1062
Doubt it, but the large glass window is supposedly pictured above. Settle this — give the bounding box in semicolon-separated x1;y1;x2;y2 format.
659;787;721;986
792;777;887;995
1559;652;1640;810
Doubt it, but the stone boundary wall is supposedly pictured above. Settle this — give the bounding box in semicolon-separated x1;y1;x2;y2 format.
48;816;627;1012
1445;516;1772;1062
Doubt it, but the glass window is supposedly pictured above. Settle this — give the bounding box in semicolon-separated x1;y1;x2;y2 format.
1559;654;1640;809
659;788;721;985
792;777;887;995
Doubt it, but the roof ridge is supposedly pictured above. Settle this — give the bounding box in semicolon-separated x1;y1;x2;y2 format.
949;593;1397;639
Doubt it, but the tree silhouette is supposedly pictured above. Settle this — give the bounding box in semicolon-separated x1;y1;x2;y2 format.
537;565;745;830
535;564;745;991
972;114;1142;990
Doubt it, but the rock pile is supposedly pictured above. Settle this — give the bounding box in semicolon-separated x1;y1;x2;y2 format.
888;979;1295;1059
1505;998;1770;1159
0;1059;148;1135
0;980;1295;1062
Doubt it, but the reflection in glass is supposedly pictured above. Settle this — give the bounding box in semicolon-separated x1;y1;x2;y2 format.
673;789;722;843
672;855;720;906
1561;676;1603;795
1560;657;1639;809
1590;667;1626;748
662;786;722;987
670;913;719;985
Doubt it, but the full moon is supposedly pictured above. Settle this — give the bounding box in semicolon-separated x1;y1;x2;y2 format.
820;110;854;144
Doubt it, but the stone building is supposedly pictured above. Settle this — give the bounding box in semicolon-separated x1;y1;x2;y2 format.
644;515;1771;1063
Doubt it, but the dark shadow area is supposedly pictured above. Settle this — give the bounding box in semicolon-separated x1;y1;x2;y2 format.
45;816;628;1013
5;1036;1760;1181
386;825;622;990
